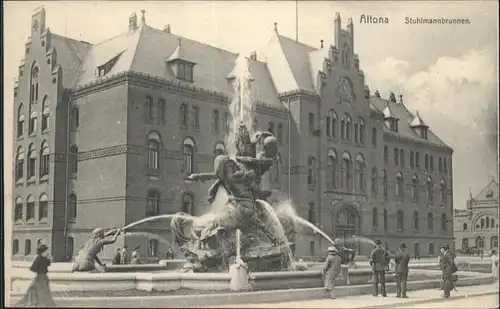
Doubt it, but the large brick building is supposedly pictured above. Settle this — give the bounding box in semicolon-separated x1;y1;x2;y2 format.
11;7;454;261
454;179;499;252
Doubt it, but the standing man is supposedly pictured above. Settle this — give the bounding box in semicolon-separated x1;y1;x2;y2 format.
121;245;131;265
370;240;389;297
439;244;457;299
394;243;411;298
490;249;498;280
112;248;121;265
322;246;343;299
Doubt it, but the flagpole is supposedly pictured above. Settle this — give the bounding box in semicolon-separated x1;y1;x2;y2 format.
295;0;299;41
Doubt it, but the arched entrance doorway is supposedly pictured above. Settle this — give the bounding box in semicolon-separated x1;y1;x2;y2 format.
333;205;360;249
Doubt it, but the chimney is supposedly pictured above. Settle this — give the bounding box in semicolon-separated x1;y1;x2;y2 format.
129;13;138;31
141;9;146;25
163;24;171;33
320;39;324;49
249;51;257;61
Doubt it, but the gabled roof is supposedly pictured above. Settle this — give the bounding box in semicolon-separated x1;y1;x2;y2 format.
308;47;330;92
166;38;197;64
382;102;398;119
410;112;428;128
370;96;451;148
50;34;92;88
474;179;498;201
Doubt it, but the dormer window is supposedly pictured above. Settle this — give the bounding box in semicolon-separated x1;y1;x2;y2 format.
410;111;429;139
96;51;124;77
382;103;399;133
166;38;196;83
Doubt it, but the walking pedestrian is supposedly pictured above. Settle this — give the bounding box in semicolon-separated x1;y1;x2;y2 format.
112;248;121;265
15;244;56;307
394;243;411;298
322;246;342;299
370;240;389;297
490;249;498;280
439;244;458;299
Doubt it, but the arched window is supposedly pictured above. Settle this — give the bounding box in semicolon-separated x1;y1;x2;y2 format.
396;172;404;200
397;210;404;232
214;142;226;157
345;114;352;141
491;236;498;249
463;223;468;231
30;65;39;104
486;217;490;228
354;122;359;143
326;149;337;189
307;156;316;188
475;236;484;249
492;218;496;228
438;158;443;172
427;212;434;231
39;140;50;178
341;152;352;191
182;138;195;174
326;110;337;138
394;148;399;165
13;239;19;255
430;155;434;171
412;174;419;202
182;193;194;215
68;193;77;221
212;109;219;134
25;239;32;256
146;97;154;120
355;154;365;192
340;118;346;140
41;96;50;132
146;190;160;216
15;146;25;182
308;202;315;223
371;167;378;194
413;211;419;231
14;197;23;221
147;132;161;172
26;195;35;221
415;152;420;168
17;104;25;138
440;179;447;204
372;207;378;228
426;177;433;203
69;145;78;175
441;214;447;232
39;194;48;221
71;107;79;131
359;118;365;144
384;146;388;163
29;111;37;135
191;106;200;129
481;218;485;229
179;103;188;127
400;149;405;166
383;209;388;231
371;128;377;147
382;170;388;200
462;238;469;249
28;143;36;179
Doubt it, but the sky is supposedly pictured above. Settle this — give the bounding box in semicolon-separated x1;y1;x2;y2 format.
3;1;498;212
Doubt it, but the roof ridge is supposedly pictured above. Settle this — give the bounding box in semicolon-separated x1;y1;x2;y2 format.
278;34;317;51
276;34;300;91
129;24;147;72
52;33;92;45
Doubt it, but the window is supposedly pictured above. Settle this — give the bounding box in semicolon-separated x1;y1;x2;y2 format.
425;154;429;170
148;239;159;257
382;170;388;201
410;151;414;168
146;97;153;120
492;219;496;229
383;209;388;232
384;146;388;163
27;143;36;179
394;148;399;165
359;118;365;144
68;194;77;221
308;203;315;223
371;168;378;195
326;110;337;138
25;239;32;256
441;214;447;232
443;158;448;174
355;154;365;192
179;103;188;127
182;138;195;174
71;107;79;130
224;112;229;134
29;111;37;135
268;121;274;134
415;152;420;168
17;104;25;138
341;152;352;191
491;236;498;249
277;123;283;142
30;65;39;104
15;146;25;182
476;236;484;248
157;99;166;123
427;212;434;231
345;114;352;141
146;190;160;216
430;156;434;171
327;149;337;189
481;218;485;229
308;113;315;134
463;223;468;231
354;123;359;143
307;157;316;188
396;172;404;200
214;142;226;157
340;118;346;140
397;210;404;232
426;177;433;203
14;197;23;221
41;97;50;132
212;110;219;134
371;128;377;146
462;238;469;249
413;211;419;231
440;179;447;204
69;145;78;175
412;175;419;202
39;141;50;178
486;217;490;228
182;193;194;215
309;241;315;256
39;194;48;221
372;207;378;229
147;132;161;173
191;106;200;129
13;239;19;255
438;158;443;172
428;243;435;255
400;149;405;166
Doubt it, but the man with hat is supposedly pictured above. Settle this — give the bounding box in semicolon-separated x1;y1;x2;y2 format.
439;243;457;299
322;246;343;299
394;243;411;298
369;239;389;297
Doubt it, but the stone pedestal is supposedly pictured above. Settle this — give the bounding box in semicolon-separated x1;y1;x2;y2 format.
229;261;251;291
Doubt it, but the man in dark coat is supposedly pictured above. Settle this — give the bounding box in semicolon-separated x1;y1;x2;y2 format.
112;248;121;265
322;246;343;299
394;243;411;298
370;239;389;297
439;243;457;299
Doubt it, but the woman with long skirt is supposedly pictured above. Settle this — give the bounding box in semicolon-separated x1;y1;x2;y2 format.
15;243;56;307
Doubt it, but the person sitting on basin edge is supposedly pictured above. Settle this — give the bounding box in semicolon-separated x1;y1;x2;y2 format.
370;239;389;297
322;246;342;299
394;243;410;298
72;227;122;272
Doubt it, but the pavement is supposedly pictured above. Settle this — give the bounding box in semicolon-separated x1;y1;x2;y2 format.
211;282;499;308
